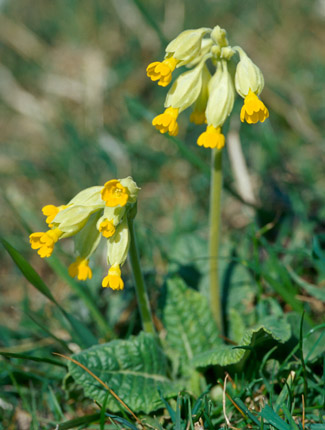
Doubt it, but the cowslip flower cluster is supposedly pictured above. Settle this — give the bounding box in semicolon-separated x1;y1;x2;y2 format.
29;177;140;290
147;26;269;149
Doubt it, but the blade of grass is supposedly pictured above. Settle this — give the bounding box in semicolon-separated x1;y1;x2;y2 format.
57;413;101;430
281;404;300;430
259;405;292;430
2;238;97;348
100;391;110;430
274;371;295;413
105;413;139;430
158;388;176;423
29;380;39;430
0;351;67;368
186;395;194;430
48;385;64;421
25;311;73;353
232;398;261;426
175;395;182;430
299;313;308;404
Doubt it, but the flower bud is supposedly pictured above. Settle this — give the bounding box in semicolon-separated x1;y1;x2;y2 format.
186;38;213;68
205;61;235;128
165;59;207;113
165;28;210;65
74;212;101;260
106;219;130;267
210;25;228;48
190;64;211;125
120;177;140;204
234;47;264;97
97;206;125;228
220;46;235;61
52;205;98;237
68;186;104;208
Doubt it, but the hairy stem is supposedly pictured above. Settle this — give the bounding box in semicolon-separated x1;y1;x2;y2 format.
209;148;223;332
128;218;155;334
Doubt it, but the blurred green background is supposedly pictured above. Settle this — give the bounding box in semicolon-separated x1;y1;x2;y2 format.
1;0;325;329
0;0;325;425
1;0;325;328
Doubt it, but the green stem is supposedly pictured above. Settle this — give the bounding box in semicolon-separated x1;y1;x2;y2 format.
209;148;223;332
127;218;155;335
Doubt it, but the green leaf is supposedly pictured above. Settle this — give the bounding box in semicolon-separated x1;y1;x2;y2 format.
192;317;291;368
162;277;221;371
68;332;179;413
227;308;245;344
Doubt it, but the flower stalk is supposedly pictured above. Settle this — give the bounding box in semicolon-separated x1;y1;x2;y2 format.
209;148;223;332
127;218;155;335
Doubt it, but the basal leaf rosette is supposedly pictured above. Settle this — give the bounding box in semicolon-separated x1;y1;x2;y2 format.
68;332;180;413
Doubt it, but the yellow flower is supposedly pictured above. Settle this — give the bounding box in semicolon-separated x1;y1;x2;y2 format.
98;219;115;238
101;180;129;207
190;111;206;125
197;125;225;149
102;264;124;290
68;257;92;281
146;57;178;87
240;90;269;124
42;204;67;227
152;107;179;136
29;228;62;258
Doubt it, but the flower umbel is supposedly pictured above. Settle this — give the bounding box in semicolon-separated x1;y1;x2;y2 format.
152;107;179;136
240;90;269;124
29;177;139;289
147;24;269;146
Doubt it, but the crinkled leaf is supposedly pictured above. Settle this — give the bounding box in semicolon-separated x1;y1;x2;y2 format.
227;308;245;344
162;277;221;371
192;316;291;368
68;332;179;413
